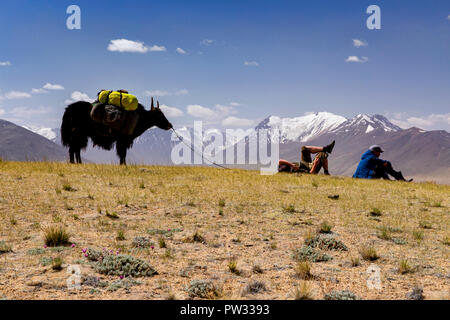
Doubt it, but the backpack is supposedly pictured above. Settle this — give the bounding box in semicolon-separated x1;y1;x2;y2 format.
90;103;139;135
98;90;138;111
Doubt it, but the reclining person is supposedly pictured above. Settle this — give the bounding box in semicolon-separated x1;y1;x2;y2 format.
278;140;335;175
353;145;412;181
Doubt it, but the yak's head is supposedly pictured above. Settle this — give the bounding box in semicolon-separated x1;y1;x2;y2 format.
148;97;173;130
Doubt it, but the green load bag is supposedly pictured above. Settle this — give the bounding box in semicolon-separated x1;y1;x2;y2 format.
98;90;138;111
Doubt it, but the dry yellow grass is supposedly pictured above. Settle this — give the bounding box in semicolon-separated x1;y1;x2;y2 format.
0;161;449;300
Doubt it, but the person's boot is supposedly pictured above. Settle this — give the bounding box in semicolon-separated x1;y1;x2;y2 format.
324;169;330;175
323;140;335;154
393;171;413;182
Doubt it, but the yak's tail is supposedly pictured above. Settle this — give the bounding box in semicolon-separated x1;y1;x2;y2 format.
60;101;92;147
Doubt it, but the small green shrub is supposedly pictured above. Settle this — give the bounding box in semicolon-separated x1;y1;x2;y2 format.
295;261;313;279
413;230;424;241
185;231;205;243
294;281;314;300
9;217;17;226
350;256;360;267
106;211;119;219
116;230;126;241
370;208;382;217
85;248;104;262
399;259;414;274
377;226;392;240
108;278;141;292
406;285;424;300
40;256;53;266
318;221;332;234
228;260;241;275
218;199;226;207
304;235;348;251
392;238;408;245
243;280;267;295
82;276;108;288
186;280;221;299
282;204;296;214
0;241;12;254
62;183;76;192
359;245;379;261
158;237;167;248
43;225;70;247
95;254;157;277
52;256;64;271
252;264;263;274
27;248;45;255
292;246;333;262
442;236;450;246
132;236;153;248
324;290;358;300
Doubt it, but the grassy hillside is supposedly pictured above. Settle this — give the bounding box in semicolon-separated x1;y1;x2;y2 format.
0;161;448;300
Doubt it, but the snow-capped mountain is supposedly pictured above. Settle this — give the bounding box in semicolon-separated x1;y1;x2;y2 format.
331;114;401;135
256;112;346;143
22;126;58;142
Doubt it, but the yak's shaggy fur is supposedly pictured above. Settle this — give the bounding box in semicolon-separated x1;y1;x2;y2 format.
61;100;172;165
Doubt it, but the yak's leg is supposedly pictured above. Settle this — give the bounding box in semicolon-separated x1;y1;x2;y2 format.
76;150;82;164
116;141;128;165
69;147;75;164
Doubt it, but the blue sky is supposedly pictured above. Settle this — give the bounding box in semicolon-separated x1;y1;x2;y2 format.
0;0;449;130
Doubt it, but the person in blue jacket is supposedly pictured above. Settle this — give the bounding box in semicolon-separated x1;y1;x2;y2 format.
353;145;412;181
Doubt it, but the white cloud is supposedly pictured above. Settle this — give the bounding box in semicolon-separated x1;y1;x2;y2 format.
0;109;5;116
0;61;11;67
1;91;32;100
31;88;48;94
159;104;184;117
345;56;368;63
389;112;450;131
175;89;189;96
187;104;217;119
108;39;148;53
107;39;165;53
200;39;214;46
222;116;254;127
230;102;242;107
215;104;237;115
65;91;95;104
176;47;186;54
447;14;450;20
149;45;166;52
187;103;238;122
352;39;368;47
43;83;64;90
244;61;259;67
9;106;51;118
144;90;169;97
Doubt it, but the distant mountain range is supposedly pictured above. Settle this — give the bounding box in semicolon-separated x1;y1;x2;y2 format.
0;119;67;162
1;111;448;183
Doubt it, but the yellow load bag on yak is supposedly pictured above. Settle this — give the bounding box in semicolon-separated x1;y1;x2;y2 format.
98;90;138;111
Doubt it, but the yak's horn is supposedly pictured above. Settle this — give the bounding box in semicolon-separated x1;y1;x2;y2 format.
151;97;155;110
157;101;160;109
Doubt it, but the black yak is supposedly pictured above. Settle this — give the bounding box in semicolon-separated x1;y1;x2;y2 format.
61;97;172;165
